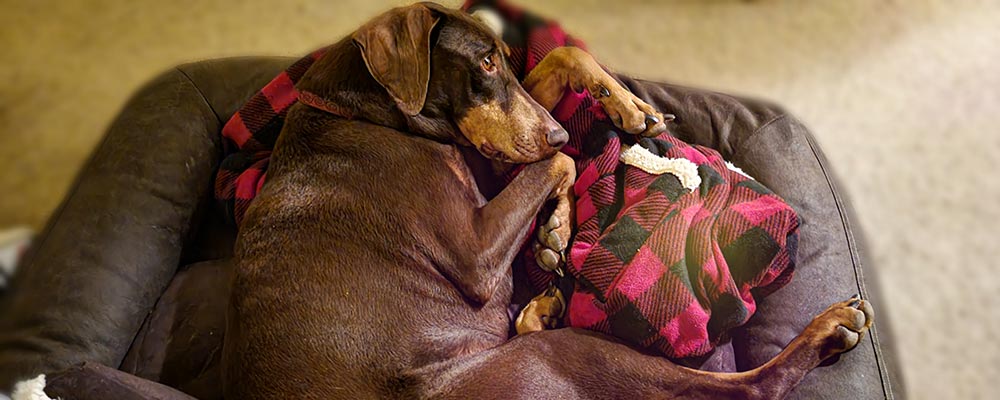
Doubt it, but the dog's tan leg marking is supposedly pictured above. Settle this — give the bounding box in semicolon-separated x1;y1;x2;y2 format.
523;46;669;137
532;178;574;273
515;286;566;335
801;295;875;359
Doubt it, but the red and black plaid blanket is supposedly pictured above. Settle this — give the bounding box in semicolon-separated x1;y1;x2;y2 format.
215;0;799;360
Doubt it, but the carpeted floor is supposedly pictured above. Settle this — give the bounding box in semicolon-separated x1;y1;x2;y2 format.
1;0;998;398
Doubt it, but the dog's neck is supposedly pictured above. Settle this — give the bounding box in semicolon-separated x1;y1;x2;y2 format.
295;38;457;145
296;38;410;130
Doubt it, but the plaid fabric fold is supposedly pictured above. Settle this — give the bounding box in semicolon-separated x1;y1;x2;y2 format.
214;49;326;225
214;0;799;360
556;109;799;358
472;0;799;359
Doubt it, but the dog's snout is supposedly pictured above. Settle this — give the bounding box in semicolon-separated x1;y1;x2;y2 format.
547;128;569;148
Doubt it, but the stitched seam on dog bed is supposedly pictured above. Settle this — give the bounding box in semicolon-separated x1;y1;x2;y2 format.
736;114;788;157
174;66;223;128
801;130;893;399
732;115;892;399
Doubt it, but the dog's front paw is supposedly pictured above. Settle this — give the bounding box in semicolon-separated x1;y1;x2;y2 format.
589;77;671;137
524;47;672;137
805;295;875;361
534;159;575;273
534;207;571;272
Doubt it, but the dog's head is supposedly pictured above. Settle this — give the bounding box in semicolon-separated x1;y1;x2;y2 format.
307;2;567;163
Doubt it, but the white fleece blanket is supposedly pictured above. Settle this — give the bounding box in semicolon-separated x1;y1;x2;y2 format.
6;375;54;400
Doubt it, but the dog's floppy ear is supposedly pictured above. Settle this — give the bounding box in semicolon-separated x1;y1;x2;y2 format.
353;4;440;116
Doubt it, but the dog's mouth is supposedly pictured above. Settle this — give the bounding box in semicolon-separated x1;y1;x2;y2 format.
478;141;512;163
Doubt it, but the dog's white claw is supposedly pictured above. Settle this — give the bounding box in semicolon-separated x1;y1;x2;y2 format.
536;248;560;272
544;215;561;231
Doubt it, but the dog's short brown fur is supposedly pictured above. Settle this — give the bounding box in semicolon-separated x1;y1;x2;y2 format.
223;3;874;399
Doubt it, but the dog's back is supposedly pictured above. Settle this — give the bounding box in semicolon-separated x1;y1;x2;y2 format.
221;4;582;397
224;104;513;398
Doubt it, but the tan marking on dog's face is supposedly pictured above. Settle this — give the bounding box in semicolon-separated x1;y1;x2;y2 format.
457;93;558;164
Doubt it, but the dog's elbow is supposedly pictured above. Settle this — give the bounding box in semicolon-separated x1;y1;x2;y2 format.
455;258;502;306
464;286;493;306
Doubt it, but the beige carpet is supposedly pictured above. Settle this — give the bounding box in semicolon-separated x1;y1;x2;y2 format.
1;0;998;398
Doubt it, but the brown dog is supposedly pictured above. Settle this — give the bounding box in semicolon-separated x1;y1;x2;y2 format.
223;3;874;399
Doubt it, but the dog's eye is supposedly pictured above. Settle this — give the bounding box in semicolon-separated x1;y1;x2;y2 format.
481;55;495;72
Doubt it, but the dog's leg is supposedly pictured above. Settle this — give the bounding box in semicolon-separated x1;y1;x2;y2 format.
410;296;873;399
737;296;876;398
441;153;575;305
523;46;670;137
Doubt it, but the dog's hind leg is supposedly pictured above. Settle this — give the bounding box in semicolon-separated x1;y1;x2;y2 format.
409;297;873;400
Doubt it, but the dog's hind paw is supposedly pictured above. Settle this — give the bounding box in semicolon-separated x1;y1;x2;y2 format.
515;286;566;335
805;295;875;360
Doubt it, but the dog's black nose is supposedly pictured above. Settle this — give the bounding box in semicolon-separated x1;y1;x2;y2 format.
547;128;569;148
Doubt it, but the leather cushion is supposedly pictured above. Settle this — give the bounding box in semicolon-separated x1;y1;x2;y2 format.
0;66;223;391
44;362;196;400
121;259;231;400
